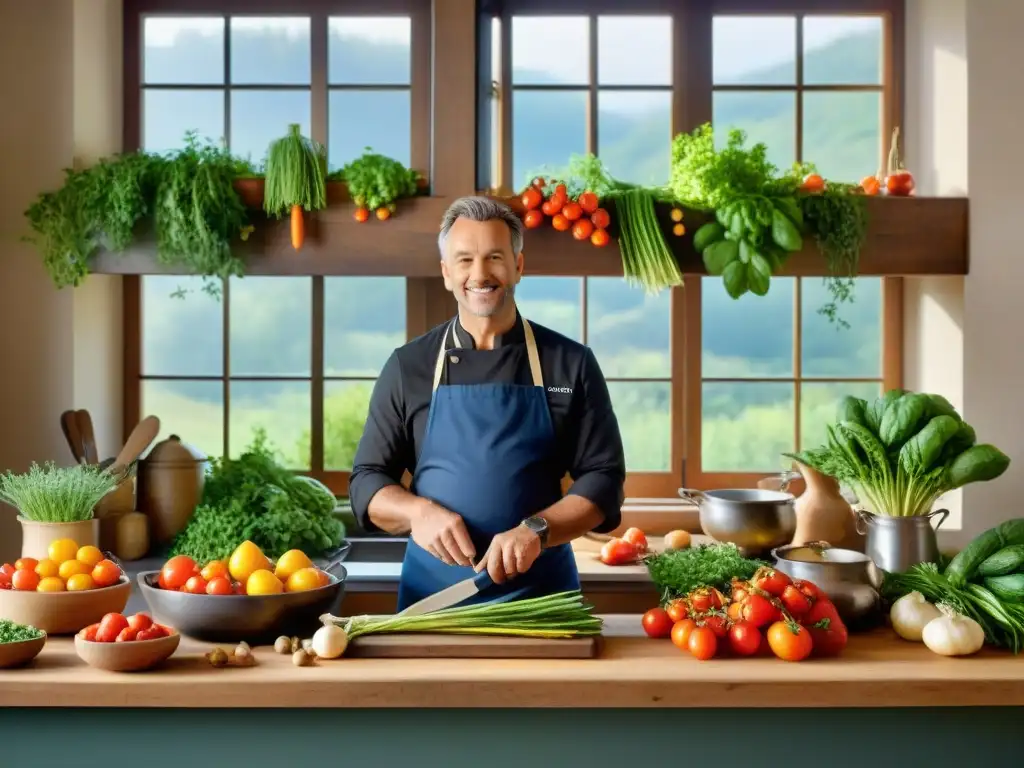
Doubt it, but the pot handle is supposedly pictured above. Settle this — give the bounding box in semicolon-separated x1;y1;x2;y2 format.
677;488;706;505
853;509;871;536
928;509;950;531
319;540;352;573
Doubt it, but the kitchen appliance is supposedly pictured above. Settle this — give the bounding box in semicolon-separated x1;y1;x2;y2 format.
396;570;494;617
679;485;797;557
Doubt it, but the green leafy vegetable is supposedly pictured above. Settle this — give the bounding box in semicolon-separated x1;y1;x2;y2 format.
643;543;766;600
333;147;420;212
0;619;44;645
785;388;1010;517
169;429;343;563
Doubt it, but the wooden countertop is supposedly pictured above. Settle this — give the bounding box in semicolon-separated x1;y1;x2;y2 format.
3;619;1023;709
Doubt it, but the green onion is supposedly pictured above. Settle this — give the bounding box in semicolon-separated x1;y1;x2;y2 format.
614;188;683;294
322;590;603;640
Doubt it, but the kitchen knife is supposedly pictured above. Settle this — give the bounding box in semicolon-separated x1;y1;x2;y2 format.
396;570;494;617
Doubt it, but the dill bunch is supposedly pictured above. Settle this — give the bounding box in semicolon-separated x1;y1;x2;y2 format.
0;462;119;522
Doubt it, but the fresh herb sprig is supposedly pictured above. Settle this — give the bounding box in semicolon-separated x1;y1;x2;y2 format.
643;543;767;601
0;462;119;523
334;147;420;212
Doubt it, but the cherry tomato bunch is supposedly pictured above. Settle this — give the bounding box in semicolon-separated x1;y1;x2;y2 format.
641;565;848;662
519;177;612;247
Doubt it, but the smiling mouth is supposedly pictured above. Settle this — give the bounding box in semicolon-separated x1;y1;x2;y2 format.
467;285;498;294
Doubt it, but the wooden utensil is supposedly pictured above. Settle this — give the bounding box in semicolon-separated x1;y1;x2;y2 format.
108;415;161;476
76;409;99;464
60;410;86;465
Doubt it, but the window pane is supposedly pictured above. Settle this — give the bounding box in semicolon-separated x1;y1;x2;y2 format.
324;381;375;471
513;90;587;190
597;16;671;86
143;90;224;154
229;277;311;377
141;380;224;460
598;91;672;186
230;90;311;166
702;276;794;378
230;17;310;85
609;382;670;472
142;276;222;377
713;16;796;85
800;381;881;450
143;17;224;85
229;381;310;468
588;278;669;378
324;277;406;377
328;90;410;169
515;277;582;342
803;16;883;86
512;16;588;86
801;277;882;378
712;92;796;171
702;382;794;472
328;17;411;85
802;91;882;182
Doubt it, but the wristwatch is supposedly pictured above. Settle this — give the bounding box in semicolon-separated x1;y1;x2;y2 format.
521;515;549;549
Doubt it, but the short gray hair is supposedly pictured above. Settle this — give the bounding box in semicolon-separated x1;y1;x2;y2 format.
437;196;524;258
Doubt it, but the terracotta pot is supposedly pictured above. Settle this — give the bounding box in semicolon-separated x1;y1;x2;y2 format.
137;435;208;546
19;517;99;561
789;463;863;550
233;177;265;208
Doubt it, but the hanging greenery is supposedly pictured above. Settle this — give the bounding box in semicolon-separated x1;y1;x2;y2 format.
263;124;328;250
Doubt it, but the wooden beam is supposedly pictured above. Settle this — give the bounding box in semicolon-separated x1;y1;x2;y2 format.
431;0;477;196
89;195;969;278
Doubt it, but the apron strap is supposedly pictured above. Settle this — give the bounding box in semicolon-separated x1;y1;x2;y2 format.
432;318;545;392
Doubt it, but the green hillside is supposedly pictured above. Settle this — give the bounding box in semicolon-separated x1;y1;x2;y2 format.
140;21;886;478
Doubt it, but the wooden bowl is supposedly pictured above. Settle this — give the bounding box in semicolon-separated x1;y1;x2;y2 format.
0;634;46;668
74;631;180;672
0;578;131;635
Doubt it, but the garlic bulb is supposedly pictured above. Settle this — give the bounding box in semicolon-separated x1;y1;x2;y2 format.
311;623;349;659
890;591;942;642
921;607;985;657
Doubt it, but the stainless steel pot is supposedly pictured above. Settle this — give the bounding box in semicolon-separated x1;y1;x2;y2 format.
772;541;883;630
855;509;949;573
679;480;797;557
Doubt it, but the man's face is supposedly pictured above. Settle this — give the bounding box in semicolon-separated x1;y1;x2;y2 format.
440;217;523;318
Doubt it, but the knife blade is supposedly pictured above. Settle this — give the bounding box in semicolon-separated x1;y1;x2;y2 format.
396;570;494;617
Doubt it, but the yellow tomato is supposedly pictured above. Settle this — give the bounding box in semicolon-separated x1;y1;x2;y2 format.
286;567;328;593
48;538;79;564
76;545;104;568
58;559;91;581
228;540;272;583
274;549;314;582
66;573;96;591
34;559;60;579
37;576;66;592
246;569;284;596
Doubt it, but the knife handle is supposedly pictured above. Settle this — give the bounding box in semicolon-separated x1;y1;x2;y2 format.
473;569;494;590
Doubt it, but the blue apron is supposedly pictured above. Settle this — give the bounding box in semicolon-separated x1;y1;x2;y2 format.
396;318;581;611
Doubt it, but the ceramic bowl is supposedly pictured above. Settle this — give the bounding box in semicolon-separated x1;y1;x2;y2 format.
0;578;131;635
136;566;348;644
0;634;47;668
75;630;180;672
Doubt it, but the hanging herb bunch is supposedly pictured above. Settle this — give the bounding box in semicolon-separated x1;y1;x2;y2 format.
334;147;421;223
263;123;328;250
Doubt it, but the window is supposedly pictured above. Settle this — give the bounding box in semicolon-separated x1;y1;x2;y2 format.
131;10;420;494
693;13;900;486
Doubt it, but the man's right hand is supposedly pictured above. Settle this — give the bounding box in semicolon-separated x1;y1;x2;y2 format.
410;500;476;566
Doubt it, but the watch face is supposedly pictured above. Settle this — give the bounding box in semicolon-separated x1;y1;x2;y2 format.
524;516;546;533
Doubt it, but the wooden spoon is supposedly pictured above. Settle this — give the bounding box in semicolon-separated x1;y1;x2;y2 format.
108;415;161;476
60;410;86;465
76;409;99;464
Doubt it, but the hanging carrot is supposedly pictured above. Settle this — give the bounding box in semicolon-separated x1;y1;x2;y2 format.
263;124;327;251
290;205;304;249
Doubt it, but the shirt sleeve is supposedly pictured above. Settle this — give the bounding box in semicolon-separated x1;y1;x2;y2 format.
348;351;411;532
563;347;626;533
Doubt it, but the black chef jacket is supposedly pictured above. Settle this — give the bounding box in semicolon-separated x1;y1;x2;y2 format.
349;311;626;534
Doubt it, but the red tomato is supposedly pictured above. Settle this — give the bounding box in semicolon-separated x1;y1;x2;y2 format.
0;563;15;578
804;597;841;626
665;599;688;623
622;527;648;553
780;585;812;616
91;559;122;588
741;594;779;628
671;618;697;651
727;621;762;656
590;229;610;247
12;569;39;591
571;218;594;240
353;207;370;223
561;201;583;221
577;191;599;215
703;614;729;639
553;183;568;199
128;613;153;632
690;587;721;613
234;581;247;595
807;614;848;656
801;173;825;192
206;576;233;596
184;575;208;594
551;213;571;232
884;170;915;196
0;571;10;589
521;187;542;210
136;626;163;642
599;538;638;566
523;209;544;229
766;621;813;662
590;208;610;230
754;568;791;596
78;623;100;642
116;627;139;642
160;555;198;591
541;198;563;216
731;581;750;603
15;557;38;572
641;607;674;639
793;578;827;602
96;613;129;643
531;176;546;189
687;626;718;661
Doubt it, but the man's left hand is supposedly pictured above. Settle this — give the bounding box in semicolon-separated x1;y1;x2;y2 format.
473;524;541;584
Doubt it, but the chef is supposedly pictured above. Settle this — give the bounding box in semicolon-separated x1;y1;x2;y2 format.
349;195;626;610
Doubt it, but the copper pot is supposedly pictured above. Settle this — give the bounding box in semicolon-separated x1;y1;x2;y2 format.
137;435;208;546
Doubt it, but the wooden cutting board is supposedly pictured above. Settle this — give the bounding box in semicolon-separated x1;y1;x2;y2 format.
347;633;599;659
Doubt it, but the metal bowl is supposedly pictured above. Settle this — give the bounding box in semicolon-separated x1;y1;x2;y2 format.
772;542;883;629
136;565;348;645
679;487;797;557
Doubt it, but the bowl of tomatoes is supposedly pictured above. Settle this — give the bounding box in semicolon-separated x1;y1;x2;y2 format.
75;611;180;671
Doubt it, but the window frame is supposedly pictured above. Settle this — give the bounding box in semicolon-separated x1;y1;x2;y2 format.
122;0;906;504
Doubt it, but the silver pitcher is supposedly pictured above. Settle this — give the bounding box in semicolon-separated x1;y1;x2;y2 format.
855;509;949;573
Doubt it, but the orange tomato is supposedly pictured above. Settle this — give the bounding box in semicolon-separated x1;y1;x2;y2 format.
375;207;391;221
201;560;230;582
96;613;129;643
11;569;39;591
571;218;594;240
184;575;208;594
577;191;599;214
590;208;610;230
766;620;813;662
92;559;122;588
128;613;153;632
561;201;582;221
353;206;370;223
670;618;697;651
116;627;139;642
687;626;718;660
860;175;881;195
206;576;233;595
801;173;825;192
78;623;100;642
553;183;568;199
590;228;610;247
541;198;563;216
551;214;571;232
14;557;38;572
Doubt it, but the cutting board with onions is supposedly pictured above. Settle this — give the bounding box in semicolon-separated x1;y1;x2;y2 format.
347;633;599;659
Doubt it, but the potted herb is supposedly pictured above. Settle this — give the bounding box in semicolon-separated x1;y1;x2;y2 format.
0;463;120;561
336;148;421;223
263;124;327;250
